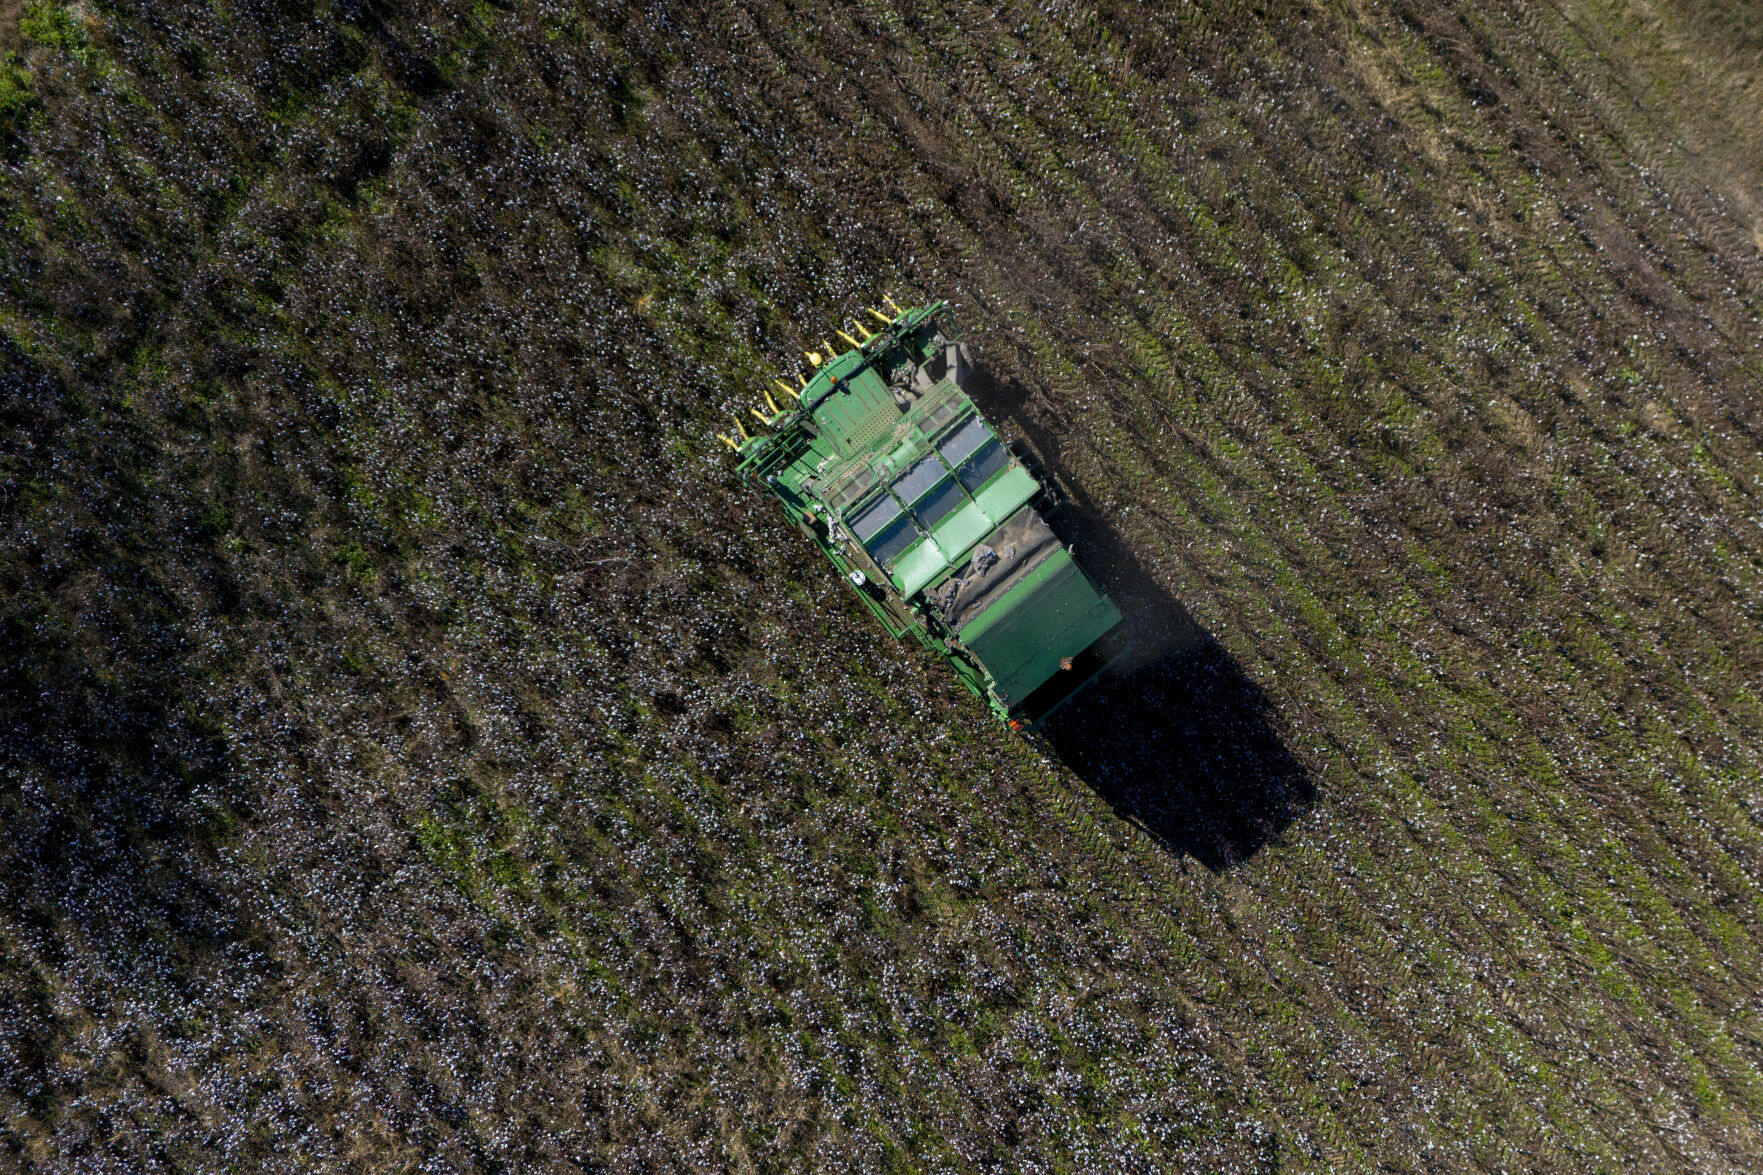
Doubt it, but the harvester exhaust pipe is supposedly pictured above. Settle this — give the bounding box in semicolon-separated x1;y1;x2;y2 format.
945;341;966;387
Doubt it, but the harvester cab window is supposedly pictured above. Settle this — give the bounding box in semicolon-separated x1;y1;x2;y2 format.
891;455;945;503
893;455;966;531
867;515;921;567
849;493;903;544
939;415;1010;493
955;437;1010;493
937;416;990;466
849;492;920;568
914;478;966;529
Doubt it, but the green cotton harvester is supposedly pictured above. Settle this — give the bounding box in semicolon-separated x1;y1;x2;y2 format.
722;298;1128;730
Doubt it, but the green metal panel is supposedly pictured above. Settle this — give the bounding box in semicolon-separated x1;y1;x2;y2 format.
818;367;897;455
993;597;1123;705
959;553;1122;705
970;464;1038;523
890;532;952;597
928;499;993;563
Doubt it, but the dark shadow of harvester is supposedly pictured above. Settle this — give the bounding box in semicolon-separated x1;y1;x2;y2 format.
968;370;1315;871
1044;602;1314;872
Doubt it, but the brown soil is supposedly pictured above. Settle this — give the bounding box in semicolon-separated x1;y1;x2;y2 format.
3;1;1763;1171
